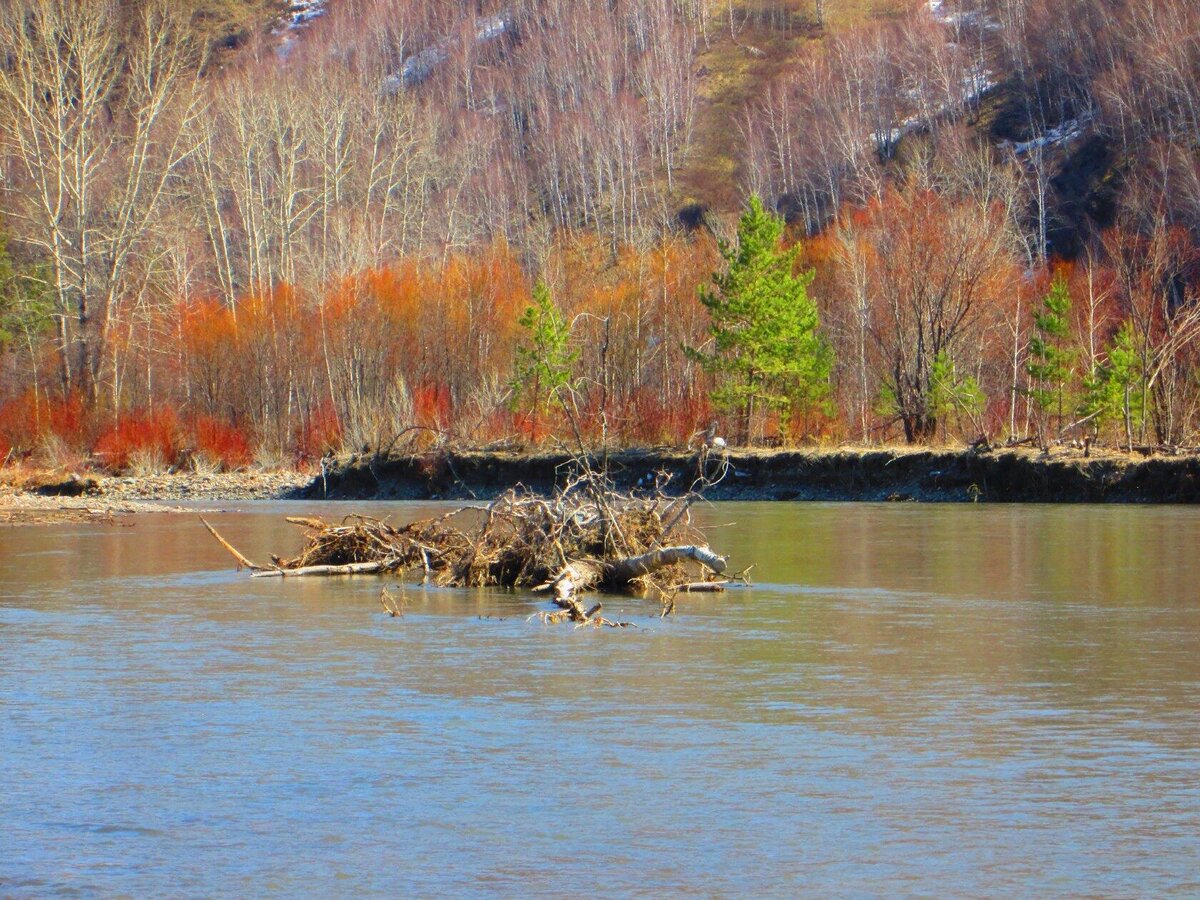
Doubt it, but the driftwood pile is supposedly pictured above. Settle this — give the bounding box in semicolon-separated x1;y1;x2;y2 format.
202;468;737;627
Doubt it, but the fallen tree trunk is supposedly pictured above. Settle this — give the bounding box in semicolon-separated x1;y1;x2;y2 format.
540;545;727;600
605;545;726;583
251;560;396;578
201;517;262;571
539;551;733;625
671;580;728;593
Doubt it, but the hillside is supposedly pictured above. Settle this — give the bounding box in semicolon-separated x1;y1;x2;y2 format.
273;0;1129;248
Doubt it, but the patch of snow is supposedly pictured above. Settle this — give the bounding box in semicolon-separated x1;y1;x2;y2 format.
274;0;328;59
874;127;906;153
393;45;449;89
384;11;512;92
476;14;508;44
960;66;996;106
871;63;997;152
276;0;327;32
1000;115;1093;155
927;0;1001;32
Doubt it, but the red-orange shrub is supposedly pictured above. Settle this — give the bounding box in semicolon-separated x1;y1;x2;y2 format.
47;394;87;448
0;391;88;458
0;393;37;457
293;403;343;463
93;409;181;472
622;388;712;446
190;416;253;470
412;382;452;428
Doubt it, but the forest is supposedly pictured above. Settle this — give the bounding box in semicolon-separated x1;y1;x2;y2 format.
2;0;1200;471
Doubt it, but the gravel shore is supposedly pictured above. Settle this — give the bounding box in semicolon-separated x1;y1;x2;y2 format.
0;470;314;526
94;471;313;501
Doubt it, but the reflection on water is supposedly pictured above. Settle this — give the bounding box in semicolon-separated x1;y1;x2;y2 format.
1;502;1198;895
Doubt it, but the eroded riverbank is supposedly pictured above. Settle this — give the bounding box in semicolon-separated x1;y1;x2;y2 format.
5;445;1200;526
304;446;1200;503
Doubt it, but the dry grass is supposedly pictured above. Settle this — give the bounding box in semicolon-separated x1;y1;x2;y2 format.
127;448;169;478
251;444;292;472
676;0;917;211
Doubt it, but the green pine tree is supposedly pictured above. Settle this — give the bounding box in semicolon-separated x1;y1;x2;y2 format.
510;280;577;442
689;195;831;444
0;229;52;353
929;350;986;440
1081;321;1143;451
0;228;54;438
0;230;18;350
1026;276;1078;441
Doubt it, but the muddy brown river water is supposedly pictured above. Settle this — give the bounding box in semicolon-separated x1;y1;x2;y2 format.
2;501;1198;895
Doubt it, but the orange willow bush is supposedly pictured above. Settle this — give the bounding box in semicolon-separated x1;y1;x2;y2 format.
293;403;343;464
93;409;183;471
193;416;254;469
90;410;256;472
0;392;87;459
550;233;719;439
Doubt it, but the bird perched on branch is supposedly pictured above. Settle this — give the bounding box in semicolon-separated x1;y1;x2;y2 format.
702;421;726;450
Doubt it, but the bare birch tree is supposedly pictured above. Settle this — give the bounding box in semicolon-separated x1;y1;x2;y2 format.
0;0;202;399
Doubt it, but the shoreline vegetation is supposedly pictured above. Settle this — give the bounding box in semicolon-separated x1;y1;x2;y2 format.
6;443;1200;526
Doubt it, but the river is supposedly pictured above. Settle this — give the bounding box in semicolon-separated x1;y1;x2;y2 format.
2;502;1198;895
